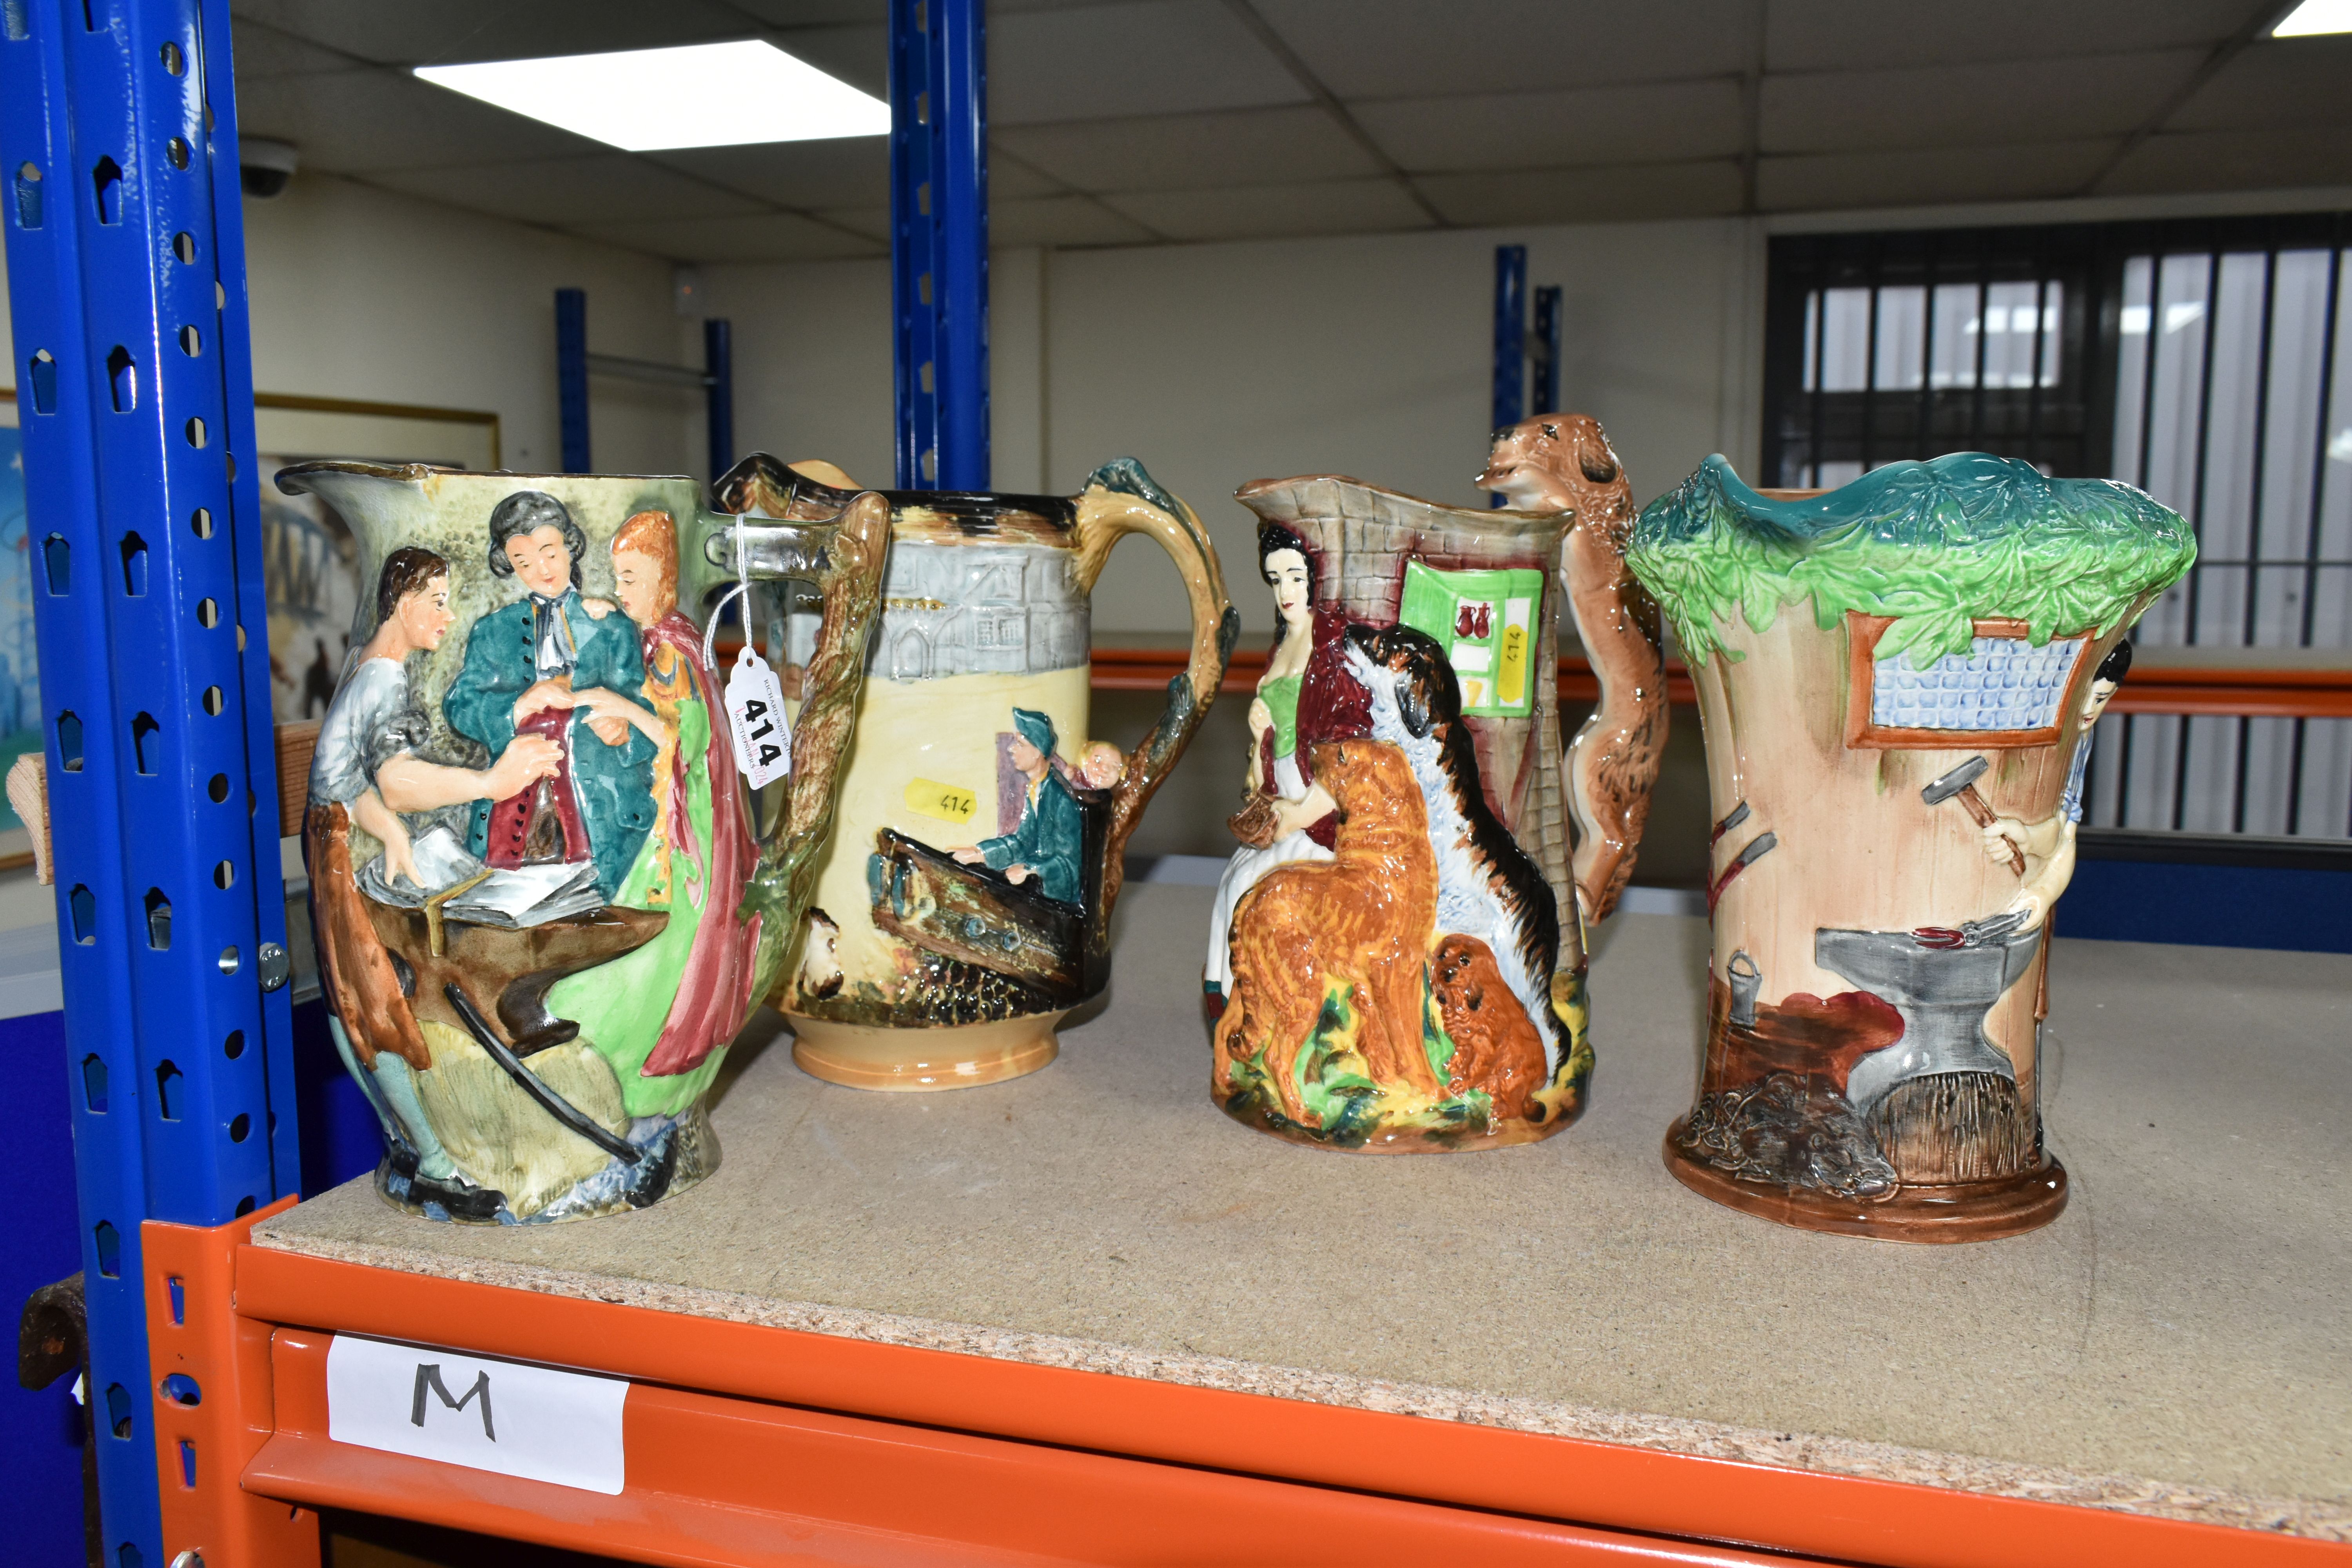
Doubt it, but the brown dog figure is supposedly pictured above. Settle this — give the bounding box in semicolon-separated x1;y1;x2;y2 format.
1216;737;1441;1129
1476;414;1668;924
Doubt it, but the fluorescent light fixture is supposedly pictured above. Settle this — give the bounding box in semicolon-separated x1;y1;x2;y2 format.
414;40;889;152
2274;0;2352;36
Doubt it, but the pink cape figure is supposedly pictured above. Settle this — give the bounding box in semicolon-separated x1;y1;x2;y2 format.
637;607;763;1077
598;506;766;1081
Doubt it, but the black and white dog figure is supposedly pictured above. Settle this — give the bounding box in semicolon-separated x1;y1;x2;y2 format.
1343;622;1566;1074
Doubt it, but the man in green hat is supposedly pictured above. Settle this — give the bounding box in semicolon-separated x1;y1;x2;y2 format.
952;707;1083;906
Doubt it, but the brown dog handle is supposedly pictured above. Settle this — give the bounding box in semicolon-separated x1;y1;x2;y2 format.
1071;463;1236;944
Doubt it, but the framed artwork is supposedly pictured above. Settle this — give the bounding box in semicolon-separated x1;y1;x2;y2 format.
255;394;499;724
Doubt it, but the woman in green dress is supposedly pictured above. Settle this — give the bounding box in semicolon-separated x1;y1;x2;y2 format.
1203;524;1345;1005
548;510;762;1122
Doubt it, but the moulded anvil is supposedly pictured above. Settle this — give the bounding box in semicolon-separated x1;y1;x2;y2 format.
364;897;669;1054
1817;923;2042;1118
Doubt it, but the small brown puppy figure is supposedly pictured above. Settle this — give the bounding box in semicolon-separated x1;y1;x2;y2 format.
1477;413;1668;924
1430;933;1546;1121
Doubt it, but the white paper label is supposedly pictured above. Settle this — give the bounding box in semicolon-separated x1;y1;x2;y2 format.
724;643;793;788
325;1333;628;1495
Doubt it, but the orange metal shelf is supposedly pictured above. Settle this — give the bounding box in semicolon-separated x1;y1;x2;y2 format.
185;1238;2347;1568
254;1325;1813;1568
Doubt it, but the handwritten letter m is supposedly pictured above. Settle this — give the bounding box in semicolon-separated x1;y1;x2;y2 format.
410;1363;495;1441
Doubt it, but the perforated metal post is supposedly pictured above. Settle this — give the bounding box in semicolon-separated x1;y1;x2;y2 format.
556;285;589;473
0;2;297;1563
1492;244;1526;433
704;316;734;483
1491;245;1526;506
890;0;989;490
1533;283;1561;416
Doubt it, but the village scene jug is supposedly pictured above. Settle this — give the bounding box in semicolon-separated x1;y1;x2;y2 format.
717;454;1234;1090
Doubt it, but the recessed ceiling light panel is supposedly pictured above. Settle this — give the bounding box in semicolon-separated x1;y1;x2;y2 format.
2273;0;2352;37
414;40;890;152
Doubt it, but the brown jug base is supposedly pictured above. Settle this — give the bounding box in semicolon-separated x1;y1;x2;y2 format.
1661;1125;2068;1243
787;1011;1064;1092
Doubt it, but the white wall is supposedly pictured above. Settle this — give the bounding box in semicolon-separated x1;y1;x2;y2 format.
2;173;694;479
700;218;1764;635
19;174;2352;639
697;181;2352;637
245;176;689;476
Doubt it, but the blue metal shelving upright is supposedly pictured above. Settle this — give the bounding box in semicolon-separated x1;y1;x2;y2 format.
1492;243;1527;434
889;0;989;490
557;285;590;472
0;3;296;1564
1533;283;1562;416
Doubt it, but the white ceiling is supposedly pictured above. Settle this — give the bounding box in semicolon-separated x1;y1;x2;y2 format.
227;0;2352;262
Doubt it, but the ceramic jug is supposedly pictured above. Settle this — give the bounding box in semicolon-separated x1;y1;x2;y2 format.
716;454;1234;1090
282;462;888;1222
1628;453;2194;1241
1203;438;1663;1153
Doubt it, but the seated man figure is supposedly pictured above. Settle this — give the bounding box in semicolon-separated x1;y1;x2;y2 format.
951;707;1083;906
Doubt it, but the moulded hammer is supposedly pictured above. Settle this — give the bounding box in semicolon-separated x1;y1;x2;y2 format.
1922;755;2025;875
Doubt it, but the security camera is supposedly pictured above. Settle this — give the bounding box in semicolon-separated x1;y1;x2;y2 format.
240;138;298;200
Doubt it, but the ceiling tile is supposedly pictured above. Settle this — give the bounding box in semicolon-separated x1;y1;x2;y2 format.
990;193;1161;246
760;22;890;100
815;205;892;240
230;15;356;77
1416;160;1744;225
1762;51;2204;155
653;137;890;211
228;0;753;67
1252;0;1753;97
717;0;886;24
570;212;885;263
236;68;604;172
2100;126;2352;195
365;155;767;226
978;152;1076;200
1764;0;2252;72
989;1;1307;126
1757;139;2121;212
2170;36;2352;132
1102;176;1431;241
995;106;1377;192
1356;80;1743;174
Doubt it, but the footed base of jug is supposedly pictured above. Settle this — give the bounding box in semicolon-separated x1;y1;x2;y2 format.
787;1011;1065;1092
1662;1127;2068;1243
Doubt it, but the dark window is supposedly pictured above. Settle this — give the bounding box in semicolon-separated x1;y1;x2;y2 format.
1763;213;2352;838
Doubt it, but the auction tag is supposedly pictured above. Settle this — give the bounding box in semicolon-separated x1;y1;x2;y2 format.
725;643;792;788
326;1333;628;1495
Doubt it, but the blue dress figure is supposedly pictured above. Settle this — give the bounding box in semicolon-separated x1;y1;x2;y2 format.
444;491;657;902
953;707;1083;907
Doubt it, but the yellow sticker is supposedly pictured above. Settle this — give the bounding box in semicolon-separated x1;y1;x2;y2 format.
1497;615;1530;709
904;777;979;825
